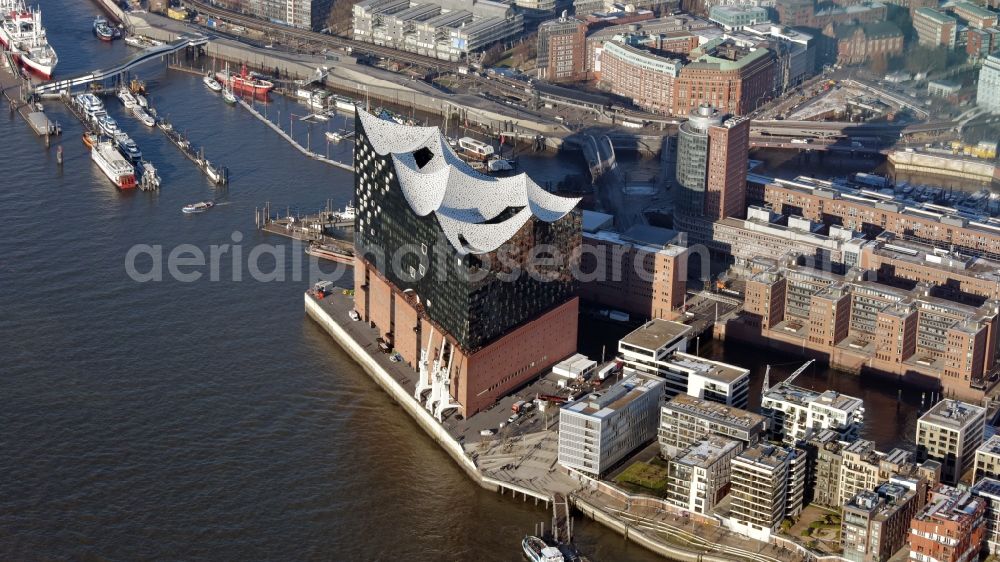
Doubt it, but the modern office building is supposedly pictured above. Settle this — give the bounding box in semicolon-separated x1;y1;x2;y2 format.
537;14;588;82
736;260;1000;400
728;444;806;541
979;54;1000;114
673;104;750;241
673;39;775;116
916;399;987;484
352;110;581;417
579;224;689;321
972;477;1000;556
557;372;666;475
666;436;742;514
708;206;866;272
709;5;770;28
859;235;1000;303
761;375;864;444
619;320;751;407
659;394;766;456
914;7;958;47
975;434;1000;482
909;485;987;562
841;482;919;562
351;0;523;61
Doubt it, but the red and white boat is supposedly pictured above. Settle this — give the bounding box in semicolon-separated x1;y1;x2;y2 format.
215;64;273;98
92;140;136;189
0;0;58;79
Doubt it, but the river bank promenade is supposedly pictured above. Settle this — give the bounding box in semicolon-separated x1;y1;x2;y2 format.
305;288;809;562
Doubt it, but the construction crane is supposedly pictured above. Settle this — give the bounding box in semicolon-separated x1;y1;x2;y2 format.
763;359;815;393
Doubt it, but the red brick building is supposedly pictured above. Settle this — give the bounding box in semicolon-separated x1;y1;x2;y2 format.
673;39;775;116
908;485;986;562
537;15;588;83
828;21;904;64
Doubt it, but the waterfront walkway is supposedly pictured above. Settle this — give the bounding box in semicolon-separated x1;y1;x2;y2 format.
306;288;807;562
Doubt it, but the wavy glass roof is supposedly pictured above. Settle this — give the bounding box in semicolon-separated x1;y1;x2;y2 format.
357;110;580;255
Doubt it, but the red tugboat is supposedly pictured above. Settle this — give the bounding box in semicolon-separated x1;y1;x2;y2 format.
215;64;273;98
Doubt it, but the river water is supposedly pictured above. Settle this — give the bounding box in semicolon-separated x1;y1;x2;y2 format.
0;3;927;560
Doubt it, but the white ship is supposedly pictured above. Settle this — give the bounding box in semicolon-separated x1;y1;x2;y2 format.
522;537;563;562
332;95;357;112
117;86;136;109
132;105;155;127
92;140;136;189
0;0;58;78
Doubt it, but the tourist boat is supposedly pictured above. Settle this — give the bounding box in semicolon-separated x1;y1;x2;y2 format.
305;242;354;264
325;131;342;143
222;88;237;105
203;75;223;92
182;201;214;214
92;16;115;41
117;86;136;109
81;131;98;148
97;115;118;136
204;161;222;184
0;1;58;79
75;93;104;115
135;94;148;108
92;140;136;189
522;536;563;562
132;105;155;127
215;64;274;97
116;135;142;163
140;161;161;189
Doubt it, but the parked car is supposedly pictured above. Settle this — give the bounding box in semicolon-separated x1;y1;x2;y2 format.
348;309;360;321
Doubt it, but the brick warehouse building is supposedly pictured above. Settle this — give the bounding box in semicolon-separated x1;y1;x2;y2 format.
351;110;582;417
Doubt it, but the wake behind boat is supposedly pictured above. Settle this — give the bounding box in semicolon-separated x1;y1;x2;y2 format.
182;201;214;214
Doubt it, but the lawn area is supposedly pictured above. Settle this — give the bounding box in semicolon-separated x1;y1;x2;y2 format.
614;457;671;497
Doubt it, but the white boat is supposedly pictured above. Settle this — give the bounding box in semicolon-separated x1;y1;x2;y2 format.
325;131;342;143
332;95;357;112
135;94;148;108
124;35;143;48
182;201;214;214
335;204;356;221
309;91;329;110
92;140;136;189
116;135;142;162
158;120;173;132
98;115;118;136
296;87;314;100
132;106;155;127
205;161;221;184
522;537;563;562
203;75;223;92
222;88;237;105
458;137;494;160
75;93;104;115
311;112;329;121
117;87;136;109
487;157;514;172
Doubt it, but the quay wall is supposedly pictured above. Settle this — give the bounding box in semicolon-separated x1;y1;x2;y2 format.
304;293;769;561
889;150;998;183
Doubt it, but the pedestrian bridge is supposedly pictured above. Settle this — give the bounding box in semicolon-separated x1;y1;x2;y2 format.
32;35;209;95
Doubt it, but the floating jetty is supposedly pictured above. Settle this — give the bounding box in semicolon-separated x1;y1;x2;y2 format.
237;97;353;172
2;53;61;145
156;117;229;186
254;201;354;245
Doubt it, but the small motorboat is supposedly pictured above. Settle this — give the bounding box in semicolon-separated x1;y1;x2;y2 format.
222;88;237;105
182;201;215;214
133;106;156;127
203;75;223;92
82;131;99;148
522;536;563;562
135;94;148;108
117;87;136;109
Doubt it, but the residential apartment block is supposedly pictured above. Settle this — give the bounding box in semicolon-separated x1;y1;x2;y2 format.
975;435;1000;482
972;477;1000;556
658;394;766;456
762;374;864;444
841;482;919;562
909;485;986;562
914;7;958;47
558;372;666;475
916;399;987;484
979;54;1000;114
728;444;806;541
665;436;742;513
